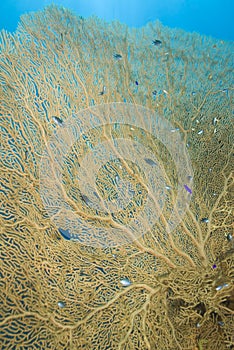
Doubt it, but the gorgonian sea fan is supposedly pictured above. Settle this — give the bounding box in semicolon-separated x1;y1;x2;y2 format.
0;5;233;350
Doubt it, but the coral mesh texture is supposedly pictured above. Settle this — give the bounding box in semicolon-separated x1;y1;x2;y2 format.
0;5;233;350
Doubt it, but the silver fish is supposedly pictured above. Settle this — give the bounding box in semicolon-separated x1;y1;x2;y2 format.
120;278;132;287
58;301;65;308
52;116;64;127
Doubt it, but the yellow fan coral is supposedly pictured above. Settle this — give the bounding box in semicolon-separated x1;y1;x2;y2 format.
0;5;233;350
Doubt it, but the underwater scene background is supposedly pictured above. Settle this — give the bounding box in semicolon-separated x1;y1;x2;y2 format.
0;2;233;350
1;0;234;41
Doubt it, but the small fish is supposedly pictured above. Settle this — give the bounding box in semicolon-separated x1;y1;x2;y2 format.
222;88;228;96
58;227;71;240
197;130;203;135
81;194;91;205
52;116;64;127
227;233;233;241
215;283;229;291
144;158;157;166
113;53;122;60
184;184;192;194
58;301;65;308
212;117;218;125
25;150;28;160
135;80;139;86
201;218;209;223
223;283;229;288
152;90;157;96
215;285;223;291
99;86;106;95
93;191;100;199
120;278;131;287
152;39;162;46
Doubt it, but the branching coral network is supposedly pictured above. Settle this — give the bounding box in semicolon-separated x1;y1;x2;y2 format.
0;5;233;350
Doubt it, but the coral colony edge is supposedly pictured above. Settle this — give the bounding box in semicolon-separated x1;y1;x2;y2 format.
0;5;233;350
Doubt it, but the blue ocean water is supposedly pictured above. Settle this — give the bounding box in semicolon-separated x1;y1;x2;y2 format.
0;0;233;41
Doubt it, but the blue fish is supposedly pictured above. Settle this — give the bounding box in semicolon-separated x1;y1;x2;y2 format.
184;184;192;194
58;227;71;240
113;53;122;60
144;158;157;166
152;39;162;46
